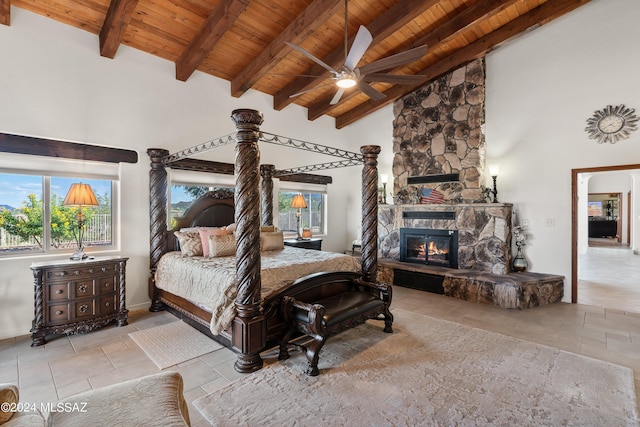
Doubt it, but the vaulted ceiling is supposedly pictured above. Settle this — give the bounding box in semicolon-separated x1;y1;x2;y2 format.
1;0;590;128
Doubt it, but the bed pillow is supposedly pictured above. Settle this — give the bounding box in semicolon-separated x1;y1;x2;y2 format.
261;231;284;251
208;234;236;257
225;223;237;233
174;230;203;256
198;227;230;257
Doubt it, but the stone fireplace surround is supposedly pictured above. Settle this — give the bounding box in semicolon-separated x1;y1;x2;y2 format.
380;203;513;275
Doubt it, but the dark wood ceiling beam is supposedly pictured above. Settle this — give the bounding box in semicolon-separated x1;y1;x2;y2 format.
230;0;343;98
307;0;520;121
99;0;139;58
273;0;440;111
0;133;138;163
334;0;591;129
0;0;10;26
175;0;249;82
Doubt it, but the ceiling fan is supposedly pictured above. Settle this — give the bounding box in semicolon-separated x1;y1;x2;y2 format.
285;0;428;105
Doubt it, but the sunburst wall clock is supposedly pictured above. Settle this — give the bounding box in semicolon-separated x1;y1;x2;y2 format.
585;104;639;144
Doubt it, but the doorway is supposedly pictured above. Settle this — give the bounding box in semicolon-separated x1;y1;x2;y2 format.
571;164;640;312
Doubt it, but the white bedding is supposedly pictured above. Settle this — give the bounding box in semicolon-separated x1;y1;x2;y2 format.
154;246;361;334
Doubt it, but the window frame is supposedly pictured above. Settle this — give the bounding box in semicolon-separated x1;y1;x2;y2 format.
277;182;328;237
0;154;120;259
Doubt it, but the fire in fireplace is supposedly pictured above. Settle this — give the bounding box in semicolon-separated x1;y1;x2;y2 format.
400;228;458;268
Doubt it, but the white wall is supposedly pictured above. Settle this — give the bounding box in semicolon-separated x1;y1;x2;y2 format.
485;0;640;301
0;8;390;340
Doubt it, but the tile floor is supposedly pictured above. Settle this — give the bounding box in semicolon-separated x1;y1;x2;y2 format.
1;275;639;425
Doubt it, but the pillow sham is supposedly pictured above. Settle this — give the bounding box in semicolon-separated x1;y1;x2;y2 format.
198;227;230;257
174;230;203;256
208;234;236;257
261;231;284;251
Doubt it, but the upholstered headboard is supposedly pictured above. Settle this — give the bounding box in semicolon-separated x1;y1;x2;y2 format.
167;189;235;252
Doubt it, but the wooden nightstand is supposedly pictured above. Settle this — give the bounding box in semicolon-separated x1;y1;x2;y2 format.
284;238;322;251
29;256;129;346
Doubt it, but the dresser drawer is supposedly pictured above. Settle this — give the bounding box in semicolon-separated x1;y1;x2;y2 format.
73;280;95;298
44;263;119;281
47;283;69;302
73;300;96;319
98;295;117;315
97;275;116;295
47;303;71;325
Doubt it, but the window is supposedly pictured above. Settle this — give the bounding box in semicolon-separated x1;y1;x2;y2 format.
278;190;326;235
0;174;115;256
169;183;233;226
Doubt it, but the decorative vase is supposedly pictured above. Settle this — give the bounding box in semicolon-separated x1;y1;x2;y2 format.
512;246;528;272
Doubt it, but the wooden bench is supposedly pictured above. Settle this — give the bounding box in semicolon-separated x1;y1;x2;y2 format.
277;271;393;376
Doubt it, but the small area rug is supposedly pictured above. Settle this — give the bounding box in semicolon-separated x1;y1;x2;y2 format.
194;309;638;426
129;321;222;369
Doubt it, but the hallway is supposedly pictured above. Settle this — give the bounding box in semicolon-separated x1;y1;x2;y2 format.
579;243;640;314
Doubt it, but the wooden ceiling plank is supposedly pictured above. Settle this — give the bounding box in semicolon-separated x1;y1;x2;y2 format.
230;0;343;98
175;0;249;82
100;0;139;59
307;0;520;121
334;0;591;128
0;133;138;163
0;0;10;26
273;0;441;111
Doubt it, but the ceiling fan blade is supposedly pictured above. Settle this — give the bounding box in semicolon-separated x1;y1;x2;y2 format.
286;42;339;75
344;26;373;71
289;81;338;99
358;44;428;75
362;73;426;85
356;81;386;101
330;87;346;105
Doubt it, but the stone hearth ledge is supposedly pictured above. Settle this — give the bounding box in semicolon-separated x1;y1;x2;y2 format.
379;259;564;309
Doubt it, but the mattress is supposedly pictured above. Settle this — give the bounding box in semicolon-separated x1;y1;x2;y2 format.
155;246;361;334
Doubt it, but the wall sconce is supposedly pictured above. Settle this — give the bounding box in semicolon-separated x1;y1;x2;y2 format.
380;174;388;204
483;165;499;203
290;193;307;240
63;183;99;260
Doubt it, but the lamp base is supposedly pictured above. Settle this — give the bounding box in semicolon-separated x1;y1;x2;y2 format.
69;248;88;261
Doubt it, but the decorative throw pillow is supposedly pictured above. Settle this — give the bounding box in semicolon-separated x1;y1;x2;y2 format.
0;383;18;423
208;234;236;257
260;225;276;232
261;231;284;251
174;230;202;256
198;227;230;257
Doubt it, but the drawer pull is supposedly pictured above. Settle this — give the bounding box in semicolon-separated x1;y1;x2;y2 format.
104;282;111;288
79;304;89;313
74;270;80;275
56;310;63;315
105;301;111;307
56;289;63;295
78;284;89;293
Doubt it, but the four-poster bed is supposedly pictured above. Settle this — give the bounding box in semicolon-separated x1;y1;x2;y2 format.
148;109;391;373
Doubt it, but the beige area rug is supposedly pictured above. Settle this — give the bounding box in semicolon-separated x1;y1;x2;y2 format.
194;309;638;426
129;321;222;369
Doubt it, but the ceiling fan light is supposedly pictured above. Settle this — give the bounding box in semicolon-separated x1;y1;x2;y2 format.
336;78;356;88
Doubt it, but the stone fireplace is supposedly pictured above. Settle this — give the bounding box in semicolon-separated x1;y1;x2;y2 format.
376;59;563;309
380;58;514;275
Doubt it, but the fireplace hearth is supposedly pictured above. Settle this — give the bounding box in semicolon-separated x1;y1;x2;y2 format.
400;228;458;269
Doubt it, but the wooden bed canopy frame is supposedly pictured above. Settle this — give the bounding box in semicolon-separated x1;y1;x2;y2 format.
148;109;383;373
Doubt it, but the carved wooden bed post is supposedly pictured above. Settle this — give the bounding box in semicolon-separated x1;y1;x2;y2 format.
260;164;275;226
231;109;266;373
360;145;380;283
148;148;169;312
